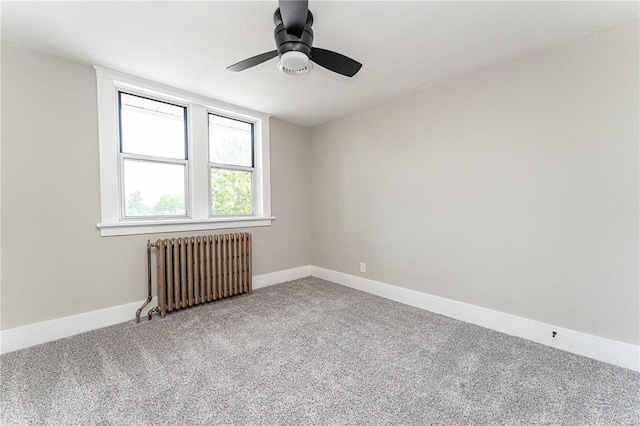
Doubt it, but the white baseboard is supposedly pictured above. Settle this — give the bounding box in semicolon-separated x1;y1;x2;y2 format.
311;266;640;372
0;265;312;355
3;264;638;372
253;265;311;289
0;297;158;355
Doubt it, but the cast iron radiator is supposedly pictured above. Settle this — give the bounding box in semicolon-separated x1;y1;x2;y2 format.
137;233;252;322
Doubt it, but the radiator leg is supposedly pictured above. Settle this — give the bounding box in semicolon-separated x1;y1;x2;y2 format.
147;306;160;321
136;240;155;323
136;297;153;323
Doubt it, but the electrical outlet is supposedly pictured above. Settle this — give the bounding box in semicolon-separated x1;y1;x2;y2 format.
360;262;366;273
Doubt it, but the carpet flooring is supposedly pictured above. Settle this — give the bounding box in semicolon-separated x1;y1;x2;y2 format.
1;277;638;425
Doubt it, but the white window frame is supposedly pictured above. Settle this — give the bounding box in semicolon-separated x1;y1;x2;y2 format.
95;66;273;237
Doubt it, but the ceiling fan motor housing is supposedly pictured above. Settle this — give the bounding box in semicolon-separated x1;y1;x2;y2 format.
274;8;314;60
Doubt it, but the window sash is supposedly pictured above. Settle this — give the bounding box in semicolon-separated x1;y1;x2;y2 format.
208;113;255;168
120;154;190;220
118;90;189;160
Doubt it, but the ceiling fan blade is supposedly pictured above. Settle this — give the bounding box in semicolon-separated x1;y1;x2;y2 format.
279;0;308;37
311;48;362;77
227;50;278;72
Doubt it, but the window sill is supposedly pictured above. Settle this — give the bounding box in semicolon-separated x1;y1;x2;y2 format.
97;216;275;237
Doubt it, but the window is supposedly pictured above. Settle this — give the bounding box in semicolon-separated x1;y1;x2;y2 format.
95;67;272;236
120;93;188;218
208;114;254;216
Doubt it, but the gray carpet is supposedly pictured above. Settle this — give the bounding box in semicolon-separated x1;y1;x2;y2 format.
1;277;638;425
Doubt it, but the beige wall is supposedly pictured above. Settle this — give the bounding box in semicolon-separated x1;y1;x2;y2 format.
311;19;639;345
0;44;311;330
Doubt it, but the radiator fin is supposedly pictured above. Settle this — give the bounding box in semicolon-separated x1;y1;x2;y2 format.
155;233;252;318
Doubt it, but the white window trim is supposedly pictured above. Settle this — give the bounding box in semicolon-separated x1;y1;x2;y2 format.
94;66;273;237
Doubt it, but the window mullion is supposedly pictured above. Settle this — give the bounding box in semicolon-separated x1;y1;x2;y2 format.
190;105;209;220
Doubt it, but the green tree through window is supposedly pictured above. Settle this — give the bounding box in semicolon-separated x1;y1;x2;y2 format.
125;190;185;217
210;169;252;215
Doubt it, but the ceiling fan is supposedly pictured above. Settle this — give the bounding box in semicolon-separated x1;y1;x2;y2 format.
227;0;362;77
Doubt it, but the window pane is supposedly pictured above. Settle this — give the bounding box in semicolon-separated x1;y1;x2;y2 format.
210;168;252;215
120;93;186;159
123;159;186;217
209;114;252;167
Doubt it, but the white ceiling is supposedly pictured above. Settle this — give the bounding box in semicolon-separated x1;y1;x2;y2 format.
2;1;638;127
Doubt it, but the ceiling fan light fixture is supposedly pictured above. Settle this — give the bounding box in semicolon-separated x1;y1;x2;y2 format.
278;51;312;76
